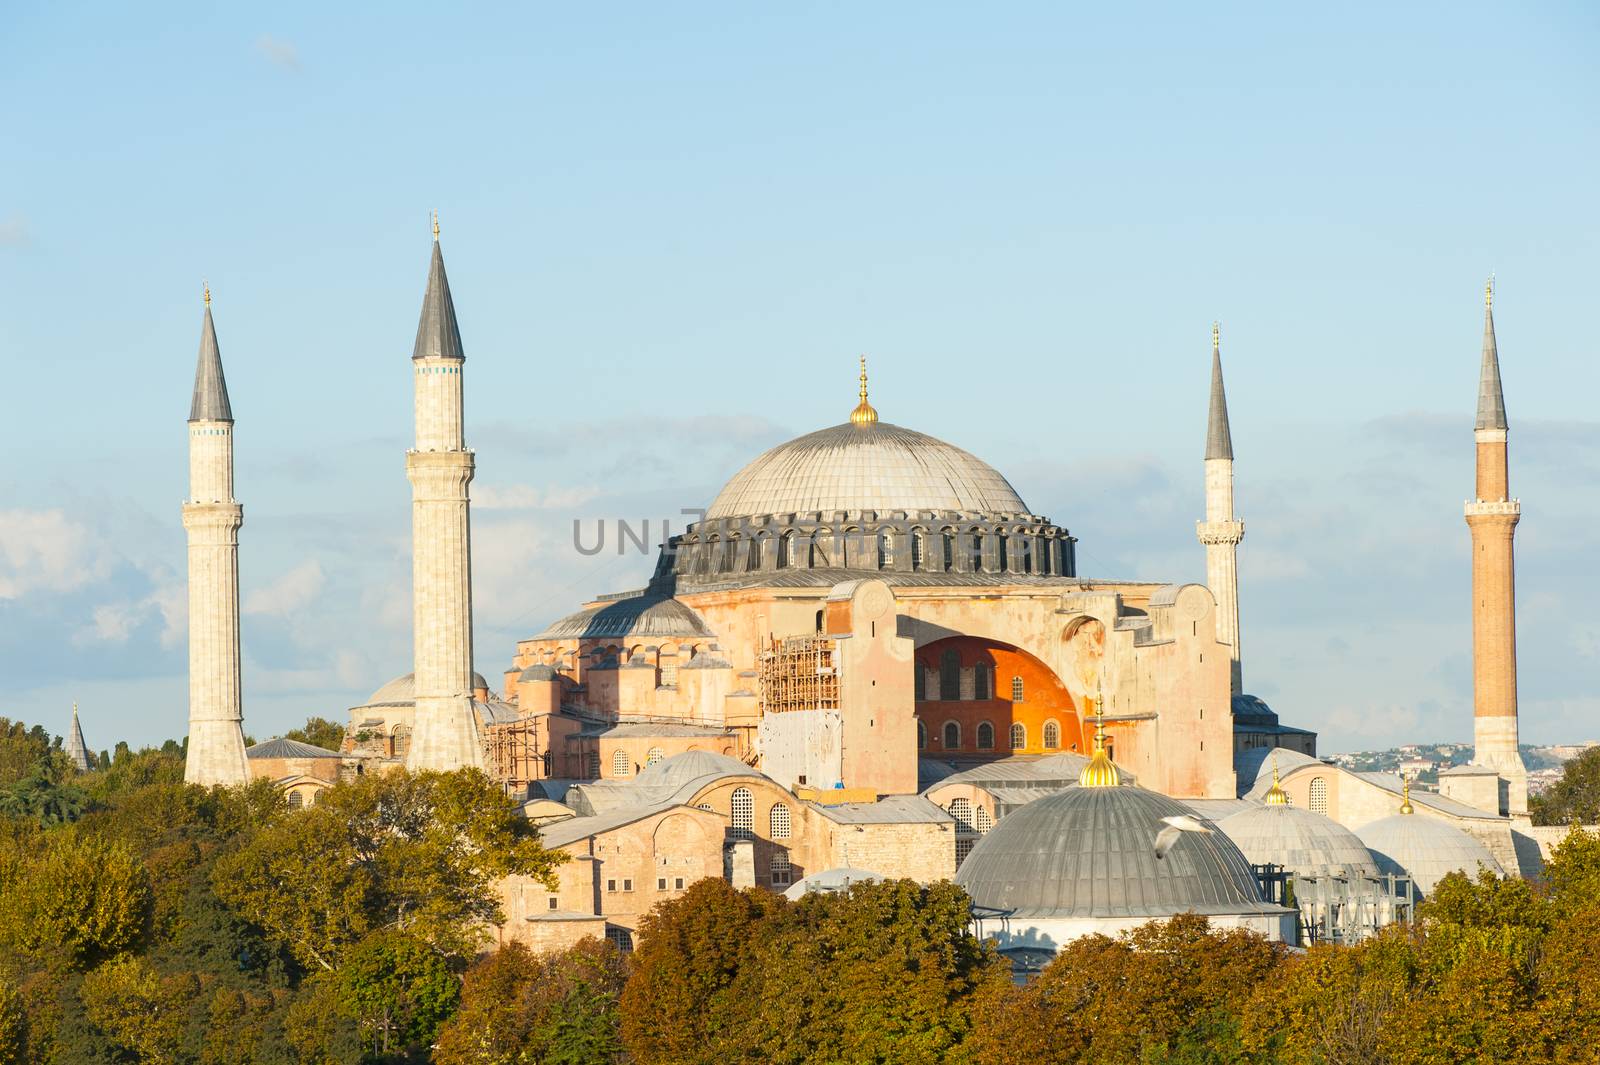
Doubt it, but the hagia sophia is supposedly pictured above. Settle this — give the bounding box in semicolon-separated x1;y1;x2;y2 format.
176;224;1558;961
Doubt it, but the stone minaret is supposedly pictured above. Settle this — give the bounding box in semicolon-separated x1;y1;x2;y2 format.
65;703;91;773
183;287;251;786
1465;279;1527;815
405;217;482;771
1197;323;1245;694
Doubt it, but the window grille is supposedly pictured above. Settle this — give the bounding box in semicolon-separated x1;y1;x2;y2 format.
1309;777;1328;815
977;722;995;750
943;721;960;750
586;752;601;778
287;791;304;809
956;838;974;866
974;665;991;701
975;805;993;834
1010;722;1025;750
1012;676;1024;702
731;787;754;839
605;926;633;953
770;803;791;840
611;749;631;777
1043;721;1060;750
770;851;792;886
950;797;974;831
646;746;665;767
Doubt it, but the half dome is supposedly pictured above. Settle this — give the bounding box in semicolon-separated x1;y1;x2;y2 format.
704;421;1030;520
956;785;1281;919
363;671;489;706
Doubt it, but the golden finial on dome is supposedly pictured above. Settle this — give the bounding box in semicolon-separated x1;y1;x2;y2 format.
1212;321;1220;353
1263;753;1289;806
1078;684;1121;788
203;281;211;307
1399;772;1414;815
849;354;879;425
432;209;440;242
1485;275;1494;308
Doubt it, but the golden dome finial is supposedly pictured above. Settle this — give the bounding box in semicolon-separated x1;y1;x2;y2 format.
849;354;879;425
1264;753;1289;806
1399;772;1414;815
1485;275;1494;308
1078;683;1121;788
203;281;211;307
1212;321;1220;353
432;209;440;242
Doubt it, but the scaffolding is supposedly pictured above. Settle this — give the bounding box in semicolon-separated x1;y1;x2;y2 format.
758;635;840;715
1255;864;1418;946
482;718;544;798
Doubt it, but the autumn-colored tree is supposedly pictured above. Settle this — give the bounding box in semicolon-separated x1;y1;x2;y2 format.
212;768;562;971
0;978;25;1065
284;717;348;754
0;831;152;968
0;719;53;789
1418;867;1550;977
1535;901;1600;1061
434;938;627;1065
971;913;1285;1065
1543;826;1600;913
1381;938;1547;1064
79;955;197;1063
1533;747;1600;826
621;878;788;1063
331;930;459;1059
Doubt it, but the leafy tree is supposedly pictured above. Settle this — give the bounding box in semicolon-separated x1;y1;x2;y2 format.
1543;826;1600;913
1419;867;1550;976
79;955;196;1063
1533;747;1600;826
333;931;458;1059
282;975;364;1065
0;719;53;789
434;939;628;1065
1536;901;1600;1059
0;831;152;968
1381;938;1546;1064
0;751;86;826
284;717;347;754
0;978;25;1065
212;768;562;972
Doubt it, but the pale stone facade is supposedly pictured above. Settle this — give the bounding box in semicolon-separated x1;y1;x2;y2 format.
183;300;250;787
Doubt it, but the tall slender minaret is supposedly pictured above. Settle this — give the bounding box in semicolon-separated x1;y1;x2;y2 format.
405;215;482;771
1466;278;1527;815
183;286;251;786
1197;323;1245;695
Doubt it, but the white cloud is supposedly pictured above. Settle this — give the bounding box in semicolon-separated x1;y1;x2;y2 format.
0;509;112;599
255;34;300;70
244;559;325;617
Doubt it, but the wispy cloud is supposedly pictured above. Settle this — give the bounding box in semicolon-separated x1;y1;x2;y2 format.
255;34;301;71
244;559;325;617
0;214;30;248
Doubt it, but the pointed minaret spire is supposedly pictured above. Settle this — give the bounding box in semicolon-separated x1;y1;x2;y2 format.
849;354;879;425
1476;277;1508;431
413;219;464;361
189;285;233;422
1198;323;1245;694
65;703;91;773
1206;322;1233;460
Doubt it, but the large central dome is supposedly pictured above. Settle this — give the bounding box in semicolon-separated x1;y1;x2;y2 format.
705;421;1030;520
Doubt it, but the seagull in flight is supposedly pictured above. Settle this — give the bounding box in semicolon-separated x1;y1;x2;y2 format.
1154;814;1213;860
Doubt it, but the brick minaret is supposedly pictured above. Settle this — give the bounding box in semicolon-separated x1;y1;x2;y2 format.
1465;279;1527;815
406;216;483;771
1197;323;1245;695
183;287;251;786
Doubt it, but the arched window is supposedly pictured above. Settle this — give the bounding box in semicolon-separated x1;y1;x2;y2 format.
542;751;553;776
1043;721;1060;750
770;851;792;887
645;747;665;767
605;926;634;953
915;665;926;701
942;721;961;750
941;531;955;570
967;532;984;572
659;657;678;688
287;791;304;809
1010;722;1025;750
815;609;824;633
975;805;993;834
391;725;412;760
779;530;794;569
696;802;713;812
949;797;974;831
769;803;791;840
917;720;927;749
976;722;995;751
974;664;991;701
911;530;926;570
1309;776;1328;816
878;530;893;568
731;787;754;839
940;649;961;701
1011;676;1025;702
611;749;631;777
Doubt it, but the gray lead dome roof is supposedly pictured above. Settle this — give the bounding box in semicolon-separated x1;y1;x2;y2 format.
704;421;1030;520
956;785;1282;919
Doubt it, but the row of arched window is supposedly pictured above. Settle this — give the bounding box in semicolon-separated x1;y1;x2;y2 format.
675;522;1071;578
917;718;1064;752
914;651;1027;703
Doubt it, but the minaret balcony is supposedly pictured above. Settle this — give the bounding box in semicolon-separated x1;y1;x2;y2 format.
1464;500;1520;517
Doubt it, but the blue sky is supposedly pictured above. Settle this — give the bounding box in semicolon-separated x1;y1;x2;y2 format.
1;3;1597;753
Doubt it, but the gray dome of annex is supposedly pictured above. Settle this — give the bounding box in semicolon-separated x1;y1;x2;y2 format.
1218;804;1380;879
956;785;1283;920
1356;813;1505;897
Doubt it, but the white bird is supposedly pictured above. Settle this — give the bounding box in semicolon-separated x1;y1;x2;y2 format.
1154;814;1213;860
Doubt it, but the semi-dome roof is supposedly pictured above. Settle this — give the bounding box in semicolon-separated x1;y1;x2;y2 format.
633;749;753;790
362;671;490;706
704;421;1030;520
956;785;1282;919
534;596;715;641
1218;805;1380;879
1356;814;1505;897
